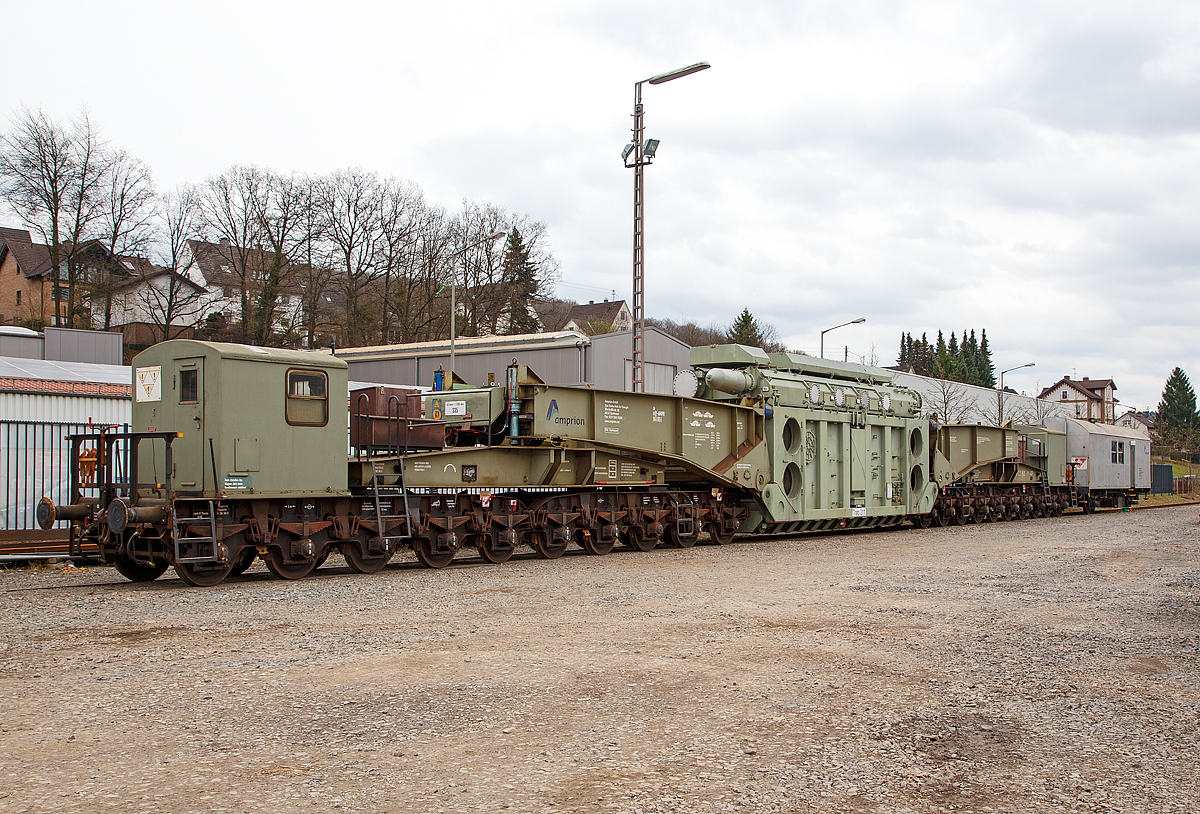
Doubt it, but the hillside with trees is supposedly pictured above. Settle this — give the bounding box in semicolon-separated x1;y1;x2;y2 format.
0;108;559;350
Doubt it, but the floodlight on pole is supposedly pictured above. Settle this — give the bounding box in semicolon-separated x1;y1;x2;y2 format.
625;61;710;393
998;362;1035;423
819;317;866;359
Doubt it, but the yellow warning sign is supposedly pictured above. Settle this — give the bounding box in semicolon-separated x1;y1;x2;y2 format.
135;366;161;403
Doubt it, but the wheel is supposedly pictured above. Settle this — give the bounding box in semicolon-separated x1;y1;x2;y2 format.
343;540;392;574
264;547;316;580
414;534;456;568
952;506;968;526
663;524;699;548
531;529;569;559
1052;501;1064;517
227;547;258;576
978;504;995;523
1005;503;1020;521
913;513;933;529
624;526;658;552
476;532;515;564
1032;501;1047;519
577;527;614;556
174;561;234;587
706;521;736;545
113;555;169;582
1017;502;1030;520
1082;498;1095;515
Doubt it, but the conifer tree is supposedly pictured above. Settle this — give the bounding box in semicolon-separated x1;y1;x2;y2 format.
500;227;540;335
1157;368;1198;432
727;308;765;348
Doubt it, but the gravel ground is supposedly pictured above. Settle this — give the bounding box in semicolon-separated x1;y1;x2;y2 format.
1;506;1198;814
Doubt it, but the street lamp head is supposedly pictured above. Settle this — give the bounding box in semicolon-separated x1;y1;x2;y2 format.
485;229;507;241
643;138;660;158
647;62;711;85
851;317;866;324
1023;362;1035;368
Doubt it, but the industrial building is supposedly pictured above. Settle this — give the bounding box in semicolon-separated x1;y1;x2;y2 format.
333;327;691;394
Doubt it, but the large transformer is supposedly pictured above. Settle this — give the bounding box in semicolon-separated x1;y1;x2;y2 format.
681;345;938;532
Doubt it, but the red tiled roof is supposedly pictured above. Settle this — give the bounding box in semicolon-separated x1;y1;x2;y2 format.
0;376;132;398
564;300;626;326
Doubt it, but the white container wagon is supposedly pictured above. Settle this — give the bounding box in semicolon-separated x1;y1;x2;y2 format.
1043;417;1150;510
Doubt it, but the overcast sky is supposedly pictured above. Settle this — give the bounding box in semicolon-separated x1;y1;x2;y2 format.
3;0;1198;410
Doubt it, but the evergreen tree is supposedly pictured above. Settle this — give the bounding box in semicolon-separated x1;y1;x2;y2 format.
500;227;540;335
978;329;995;387
896;327;996;385
727;308;765;348
1157;367;1198;432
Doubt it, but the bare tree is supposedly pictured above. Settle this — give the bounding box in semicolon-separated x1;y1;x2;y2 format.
199;165;268;342
0;108;113;327
93;151;155;328
317;168;385;347
374;178;423;344
249;171;311;345
924;378;977;424
645;316;727;346
141;187;209;342
394;205;455;344
290;183;335;348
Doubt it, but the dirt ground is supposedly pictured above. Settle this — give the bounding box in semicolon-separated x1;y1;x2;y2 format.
1;505;1198;814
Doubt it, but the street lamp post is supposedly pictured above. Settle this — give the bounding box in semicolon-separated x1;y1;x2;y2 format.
819;317;865;359
447;229;507;388
998;362;1035;423
623;61;710;392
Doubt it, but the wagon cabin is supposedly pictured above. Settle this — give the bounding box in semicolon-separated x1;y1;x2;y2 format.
131;340;349;498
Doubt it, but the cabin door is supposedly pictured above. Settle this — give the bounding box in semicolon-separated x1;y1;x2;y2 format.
173;357;206;494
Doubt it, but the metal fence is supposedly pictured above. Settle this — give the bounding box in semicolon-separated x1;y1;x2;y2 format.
1151;463;1174;495
1;420;130;531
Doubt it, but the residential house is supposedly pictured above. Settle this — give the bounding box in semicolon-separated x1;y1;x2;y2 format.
107;256;211;351
560;300;633;335
1039;376;1118;423
185;239;305;334
1116;410;1154;433
0;227;139;329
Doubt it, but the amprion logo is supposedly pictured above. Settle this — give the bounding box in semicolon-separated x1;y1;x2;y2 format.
545;398;585;427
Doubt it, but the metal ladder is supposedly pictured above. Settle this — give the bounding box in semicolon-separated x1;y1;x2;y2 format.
367;461;414;554
173;500;220;563
672;492;696;537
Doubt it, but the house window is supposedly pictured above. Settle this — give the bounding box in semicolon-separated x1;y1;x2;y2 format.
14;291;20;306
1075;405;1082;416
286;369;328;426
179;369;199;403
1061;390;1068;400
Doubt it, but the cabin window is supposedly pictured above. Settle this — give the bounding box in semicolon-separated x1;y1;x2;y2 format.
1114;441;1124;464
179;368;198;403
286;369;328;426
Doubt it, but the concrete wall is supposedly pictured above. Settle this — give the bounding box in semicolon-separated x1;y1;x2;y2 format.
44;327;123;365
0;327;123;365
